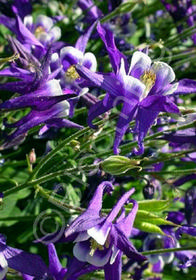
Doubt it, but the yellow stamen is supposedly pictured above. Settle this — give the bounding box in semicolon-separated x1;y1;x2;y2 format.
89;238;104;256
65;65;80;82
34;26;46;38
140;70;156;98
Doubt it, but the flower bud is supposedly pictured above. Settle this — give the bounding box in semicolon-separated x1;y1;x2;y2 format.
29;148;36;164
143;184;154;199
101;156;141;175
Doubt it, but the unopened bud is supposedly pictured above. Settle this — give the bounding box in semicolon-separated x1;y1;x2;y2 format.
143;184;154;199
29;148;36;164
101;156;141;176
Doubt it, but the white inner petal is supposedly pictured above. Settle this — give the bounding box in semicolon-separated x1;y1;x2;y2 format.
128;51;152;75
87;224;111;246
0;253;8;280
152;61;175;84
83;53;97;72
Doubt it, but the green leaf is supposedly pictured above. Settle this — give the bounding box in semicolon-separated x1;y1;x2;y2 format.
138;200;170;212
134;221;165;235
136;210;178;226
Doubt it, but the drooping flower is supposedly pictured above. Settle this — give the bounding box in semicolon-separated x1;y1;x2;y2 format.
64;181;146;279
76;23;180;154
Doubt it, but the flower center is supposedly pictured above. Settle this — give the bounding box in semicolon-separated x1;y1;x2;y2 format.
140;70;156;98
65;65;80;82
89;236;110;256
35;26;46;38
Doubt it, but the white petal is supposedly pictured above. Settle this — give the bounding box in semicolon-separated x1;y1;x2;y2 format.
117;58;127;83
152;61;175;84
124;75;146;99
51;52;59;63
79;87;89;97
87;224;111;246
73;242;111;267
110;246;120;265
60;47;83;63
24;15;33;27
83;52;97;72
46;79;63;96
56;101;70;117
128;51;152;75
50;26;61;41
0;253;8;280
36;15;53;30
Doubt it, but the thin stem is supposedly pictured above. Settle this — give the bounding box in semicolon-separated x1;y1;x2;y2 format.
3;164;97;197
142;246;196;256
146;168;196;176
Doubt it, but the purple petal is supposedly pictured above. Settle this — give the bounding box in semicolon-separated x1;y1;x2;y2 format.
97;22;128;74
140;95;179;114
65;257;97;279
135;107;159;154
43;118;83;130
87;95;114;129
76;64;122;97
15;15;44;49
75;22;96;53
174;79;196;95
104;252;122;280
0;94;75;111
4;246;48;277
105;188;135;225
0;66;33;79
48;243;67;279
78;0;103;23
64;182;113;239
175;226;196;239
113;100;138;154
116;199;138;237
113;227;147;262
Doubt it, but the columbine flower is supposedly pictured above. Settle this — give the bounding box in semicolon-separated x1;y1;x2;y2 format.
64;181;146;279
0;79;83;149
76;23;179;154
0;37;61;94
0;233;48;279
50;23;97;117
0;8;62;58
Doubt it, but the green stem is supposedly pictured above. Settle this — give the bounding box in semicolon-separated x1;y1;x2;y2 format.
3;164;97;197
146;168;196;176
34;184;84;213
142;246;196;256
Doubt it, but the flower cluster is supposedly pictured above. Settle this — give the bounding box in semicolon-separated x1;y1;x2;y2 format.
0;0;196;280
